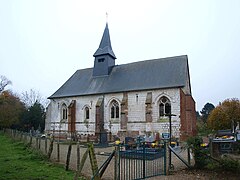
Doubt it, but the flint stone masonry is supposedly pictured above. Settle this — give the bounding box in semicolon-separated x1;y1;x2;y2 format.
46;88;184;139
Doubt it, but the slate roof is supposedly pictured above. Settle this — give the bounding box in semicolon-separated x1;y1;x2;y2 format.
93;23;116;59
49;55;189;99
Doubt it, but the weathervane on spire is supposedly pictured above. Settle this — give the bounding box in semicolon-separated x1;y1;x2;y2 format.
106;12;108;24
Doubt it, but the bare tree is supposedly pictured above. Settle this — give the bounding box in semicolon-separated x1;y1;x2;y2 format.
21;89;48;108
0;75;12;93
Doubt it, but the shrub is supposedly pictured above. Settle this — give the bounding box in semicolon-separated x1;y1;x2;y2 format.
220;157;240;173
206;161;220;170
187;136;209;168
187;136;240;173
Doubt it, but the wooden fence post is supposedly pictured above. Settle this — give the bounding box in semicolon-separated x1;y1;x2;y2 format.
76;142;80;171
36;137;38;149
65;142;72;171
25;133;27;143
18;131;20;140
45;138;47;154
19;131;22;141
47;139;54;159
165;141;170;175
89;143;100;180
23;133;25;143
74;142;80;180
13;130;15;139
57;142;60;162
38;138;41;150
29;135;33;146
79;148;89;174
114;145;120;180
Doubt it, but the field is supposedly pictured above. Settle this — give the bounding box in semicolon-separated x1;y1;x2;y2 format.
0;133;84;180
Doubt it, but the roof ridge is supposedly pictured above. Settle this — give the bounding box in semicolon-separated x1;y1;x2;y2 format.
75;55;188;71
115;55;188;67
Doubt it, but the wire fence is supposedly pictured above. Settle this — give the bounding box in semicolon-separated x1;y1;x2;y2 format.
2;128;194;180
2;129;116;179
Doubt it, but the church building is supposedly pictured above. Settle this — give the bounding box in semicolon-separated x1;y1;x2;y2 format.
45;23;197;141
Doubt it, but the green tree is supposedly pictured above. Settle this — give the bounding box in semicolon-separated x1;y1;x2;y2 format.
208;98;240;130
21;101;45;132
19;89;47;132
200;103;215;123
0;91;25;128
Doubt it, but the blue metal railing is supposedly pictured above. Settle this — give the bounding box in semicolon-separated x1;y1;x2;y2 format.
119;141;166;180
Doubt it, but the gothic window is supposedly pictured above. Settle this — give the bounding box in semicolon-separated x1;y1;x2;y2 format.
85;107;90;120
62;103;68;120
159;96;171;117
110;100;120;119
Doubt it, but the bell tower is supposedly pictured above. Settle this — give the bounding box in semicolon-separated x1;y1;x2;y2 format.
93;23;116;76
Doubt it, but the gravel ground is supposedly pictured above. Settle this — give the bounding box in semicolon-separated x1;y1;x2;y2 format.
47;140;194;179
29;138;239;180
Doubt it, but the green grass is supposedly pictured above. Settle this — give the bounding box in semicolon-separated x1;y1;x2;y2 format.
0;132;84;180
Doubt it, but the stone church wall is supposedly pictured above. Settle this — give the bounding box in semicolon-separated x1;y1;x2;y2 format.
112;88;181;138
46;96;100;135
46;87;183;139
152;89;181;136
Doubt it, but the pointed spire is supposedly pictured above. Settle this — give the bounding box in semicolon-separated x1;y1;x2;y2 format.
93;23;116;59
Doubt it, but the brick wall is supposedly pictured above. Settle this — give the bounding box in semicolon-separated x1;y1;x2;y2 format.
180;89;197;140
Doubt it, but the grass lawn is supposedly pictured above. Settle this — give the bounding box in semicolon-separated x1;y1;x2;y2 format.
0;132;84;180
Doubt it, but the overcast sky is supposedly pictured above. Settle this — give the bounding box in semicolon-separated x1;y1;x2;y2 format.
1;0;240;111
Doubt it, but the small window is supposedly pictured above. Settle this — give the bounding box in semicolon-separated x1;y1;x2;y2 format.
136;94;138;103
159;96;171;117
85;107;90;120
98;58;105;62
62;104;68;120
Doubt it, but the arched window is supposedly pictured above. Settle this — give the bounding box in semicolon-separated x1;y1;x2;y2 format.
110;100;120;119
62;103;68;120
159;96;171;117
85;107;90;120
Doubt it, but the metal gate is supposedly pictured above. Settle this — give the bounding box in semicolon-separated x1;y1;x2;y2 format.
117;141;166;180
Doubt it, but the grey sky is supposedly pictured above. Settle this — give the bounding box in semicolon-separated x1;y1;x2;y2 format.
0;0;240;111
